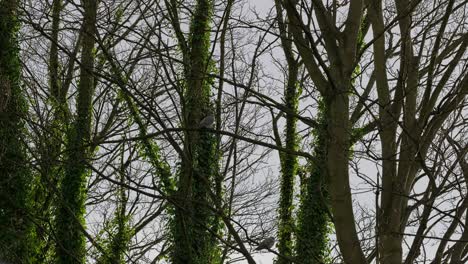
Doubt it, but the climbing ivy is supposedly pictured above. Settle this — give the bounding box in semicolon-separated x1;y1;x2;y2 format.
96;159;133;264
54;0;97;262
120;90;175;193
277;66;301;264
0;0;36;262
295;100;332;264
171;0;222;263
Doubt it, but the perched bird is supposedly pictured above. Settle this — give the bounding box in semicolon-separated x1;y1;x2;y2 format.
255;237;275;251
198;114;215;128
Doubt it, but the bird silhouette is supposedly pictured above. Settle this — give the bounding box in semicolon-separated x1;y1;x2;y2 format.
255;237;275;251
198;114;215;128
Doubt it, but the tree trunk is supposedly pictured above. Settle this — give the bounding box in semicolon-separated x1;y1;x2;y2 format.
281;0;367;263
55;0;97;262
274;2;301;262
34;0;67;260
172;0;220;263
0;0;34;262
296;106;331;264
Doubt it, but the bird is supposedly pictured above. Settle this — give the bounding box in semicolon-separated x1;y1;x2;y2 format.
198;114;215;128
255;236;275;251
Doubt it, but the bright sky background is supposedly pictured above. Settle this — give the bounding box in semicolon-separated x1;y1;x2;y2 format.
237;1;380;263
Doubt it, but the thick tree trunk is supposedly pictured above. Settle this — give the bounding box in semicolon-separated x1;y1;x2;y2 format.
281;0;367;263
0;0;34;262
172;0;220;263
55;0;97;263
368;1;400;263
326;84;367;264
296;113;331;264
378;1;417;262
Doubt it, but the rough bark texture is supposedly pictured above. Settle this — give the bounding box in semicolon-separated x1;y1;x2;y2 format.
55;0;97;262
33;0;66;260
296;107;331;264
172;0;220;263
0;0;34;262
282;0;367;263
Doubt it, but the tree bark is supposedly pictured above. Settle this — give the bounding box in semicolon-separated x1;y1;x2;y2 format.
34;0;67;260
282;1;367;263
0;0;34;262
274;2;301;263
172;0;220;263
55;0;97;262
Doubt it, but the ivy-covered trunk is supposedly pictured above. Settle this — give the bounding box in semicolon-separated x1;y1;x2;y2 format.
277;62;299;264
281;0;368;263
96;148;132;264
172;0;220;263
274;1;300;261
295;104;331;264
45;0;68;163
54;0;97;263
0;0;34;262
32;0;67;260
274;2;332;262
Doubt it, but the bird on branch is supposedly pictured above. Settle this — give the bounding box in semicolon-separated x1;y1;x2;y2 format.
198;114;215;129
255;237;275;251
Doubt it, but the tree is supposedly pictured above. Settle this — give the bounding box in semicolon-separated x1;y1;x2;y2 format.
281;0;368;262
167;0;222;262
369;1;468;263
0;0;35;262
274;1;302;262
32;0;70;260
54;0;98;262
281;0;468;263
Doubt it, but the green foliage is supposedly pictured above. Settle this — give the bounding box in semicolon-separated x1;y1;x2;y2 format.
54;1;97;262
95;191;133;264
122;89;177;260
33;94;69;264
121;90;175;194
172;116;222;264
114;4;125;25
187;0;213;59
194;128;222;262
0;0;36;262
105;217;132;264
29;169;56;263
295;100;332;264
277;65;301;264
172;1;224;263
55;124;90;263
183;0;213;104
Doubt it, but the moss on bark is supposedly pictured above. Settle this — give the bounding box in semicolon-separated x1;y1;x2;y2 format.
0;0;36;262
54;1;97;262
